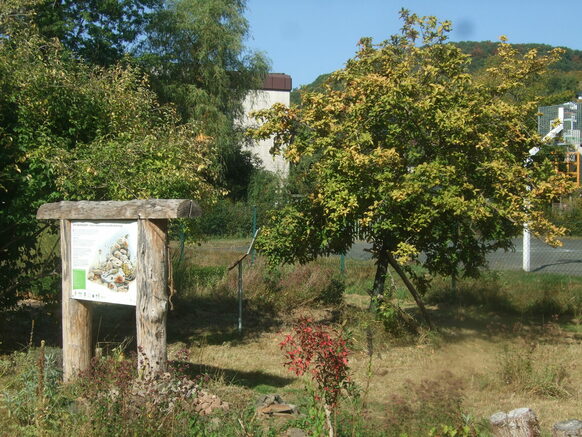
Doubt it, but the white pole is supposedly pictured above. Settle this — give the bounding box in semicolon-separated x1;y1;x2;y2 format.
523;224;531;272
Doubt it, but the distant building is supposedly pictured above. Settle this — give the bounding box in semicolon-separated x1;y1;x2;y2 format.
538;95;582;186
240;73;292;176
538;97;582;149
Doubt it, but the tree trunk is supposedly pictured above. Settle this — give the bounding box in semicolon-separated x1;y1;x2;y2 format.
370;243;389;298
385;251;434;330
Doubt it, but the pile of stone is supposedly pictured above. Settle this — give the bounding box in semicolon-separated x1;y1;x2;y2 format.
130;372;229;415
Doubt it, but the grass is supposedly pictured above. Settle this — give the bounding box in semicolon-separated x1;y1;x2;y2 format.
1;238;581;435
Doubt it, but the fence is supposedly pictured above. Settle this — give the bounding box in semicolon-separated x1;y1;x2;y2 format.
196;202;582;277
343;237;582;276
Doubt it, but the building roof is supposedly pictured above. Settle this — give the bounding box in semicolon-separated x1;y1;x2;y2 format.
262;73;292;92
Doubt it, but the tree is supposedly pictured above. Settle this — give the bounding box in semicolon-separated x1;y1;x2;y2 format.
0;0;219;309
32;0;162;66
32;0;269;199
249;11;574;327
137;0;269;199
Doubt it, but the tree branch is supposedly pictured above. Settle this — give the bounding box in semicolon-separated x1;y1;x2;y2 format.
386;251;434;330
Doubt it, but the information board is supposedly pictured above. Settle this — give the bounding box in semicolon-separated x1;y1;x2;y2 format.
71;220;138;305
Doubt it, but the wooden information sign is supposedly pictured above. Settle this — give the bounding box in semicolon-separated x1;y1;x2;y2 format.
37;199;201;381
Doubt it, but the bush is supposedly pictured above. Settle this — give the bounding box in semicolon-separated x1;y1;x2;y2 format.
280;318;354;407
193;199;252;238
191;169;287;239
373;298;419;336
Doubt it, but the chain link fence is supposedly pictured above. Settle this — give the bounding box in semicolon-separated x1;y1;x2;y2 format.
195;200;582;277
343;237;582;276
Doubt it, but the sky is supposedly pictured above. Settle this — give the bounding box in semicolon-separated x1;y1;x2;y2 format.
245;0;582;88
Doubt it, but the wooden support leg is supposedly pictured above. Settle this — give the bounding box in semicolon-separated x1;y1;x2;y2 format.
136;219;168;377
60;220;93;382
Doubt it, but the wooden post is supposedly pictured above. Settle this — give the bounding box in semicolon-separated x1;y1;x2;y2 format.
490;408;541;437
136;219;168;376
60;219;93;382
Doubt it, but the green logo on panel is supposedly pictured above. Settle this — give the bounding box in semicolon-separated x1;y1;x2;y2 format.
73;269;86;289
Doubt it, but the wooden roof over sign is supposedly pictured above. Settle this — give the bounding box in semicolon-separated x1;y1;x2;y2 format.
37;199;201;220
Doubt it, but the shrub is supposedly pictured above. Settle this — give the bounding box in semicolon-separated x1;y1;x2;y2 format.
318;277;345;306
211;260;345;315
193;199;252;238
280;318;354;407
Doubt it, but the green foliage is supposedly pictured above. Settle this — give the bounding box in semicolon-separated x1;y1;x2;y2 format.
373;298;418;336
299;41;582;120
34;0;162;66
249;10;575;316
548;196;582;236
137;0;270;199
139;0;268;123
0;347;279;436
193;169;286;237
289;392;327;436
192;199;253;237
0;1;220;308
1;348;64;427
454;41;582;73
290;73;332;105
318;276;345;306
31;0;271;201
425;270;582;317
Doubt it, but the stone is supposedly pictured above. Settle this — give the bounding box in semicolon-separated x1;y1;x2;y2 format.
285;427;308;437
553;419;582;437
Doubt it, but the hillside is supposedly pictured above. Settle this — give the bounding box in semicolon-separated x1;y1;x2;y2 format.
291;41;582;106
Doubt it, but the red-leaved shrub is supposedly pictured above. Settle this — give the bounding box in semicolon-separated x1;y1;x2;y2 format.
280;318;352;407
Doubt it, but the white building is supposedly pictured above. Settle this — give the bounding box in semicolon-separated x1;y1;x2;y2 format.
241;73;292;176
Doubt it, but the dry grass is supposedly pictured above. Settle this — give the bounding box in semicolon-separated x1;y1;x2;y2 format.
1;239;581;435
169;240;582;431
176;311;581;430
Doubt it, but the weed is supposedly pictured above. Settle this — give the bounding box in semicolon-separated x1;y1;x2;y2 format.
1;347;64;430
373;297;419;336
383;372;481;437
496;344;571;398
